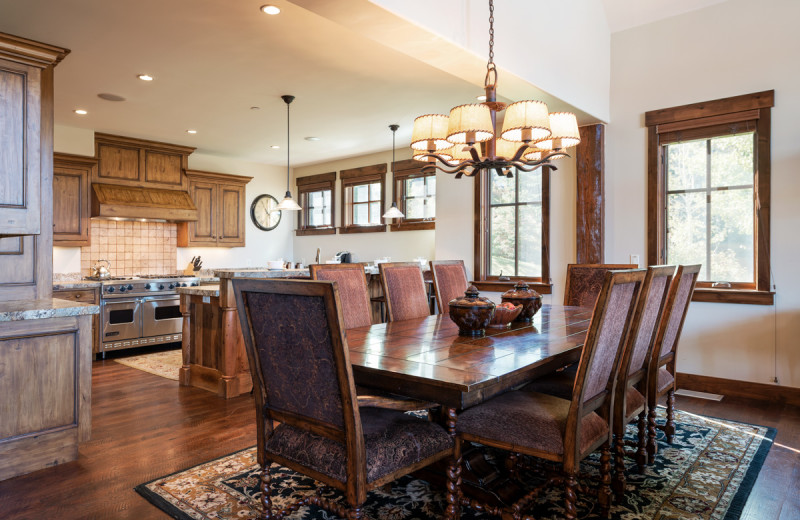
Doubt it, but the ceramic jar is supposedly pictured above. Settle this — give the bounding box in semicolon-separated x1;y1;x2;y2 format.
448;285;496;336
500;281;543;322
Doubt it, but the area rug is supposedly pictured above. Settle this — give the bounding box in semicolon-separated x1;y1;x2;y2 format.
136;408;775;519
114;348;182;381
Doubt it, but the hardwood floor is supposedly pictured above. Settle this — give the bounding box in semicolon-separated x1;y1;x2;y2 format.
0;360;798;519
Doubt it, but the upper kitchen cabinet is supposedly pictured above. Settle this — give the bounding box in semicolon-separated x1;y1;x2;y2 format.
0;34;69;237
94;133;195;190
177;170;252;247
53;153;96;246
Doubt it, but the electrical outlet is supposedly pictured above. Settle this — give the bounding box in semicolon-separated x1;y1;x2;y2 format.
630;255;640;267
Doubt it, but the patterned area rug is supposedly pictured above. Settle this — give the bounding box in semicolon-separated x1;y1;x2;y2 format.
114;348;182;381
136;408;775;519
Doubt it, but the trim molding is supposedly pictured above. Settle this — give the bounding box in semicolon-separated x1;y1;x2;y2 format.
676;372;800;406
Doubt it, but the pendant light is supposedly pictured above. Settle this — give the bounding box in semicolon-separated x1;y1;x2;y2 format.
382;124;405;219
276;94;302;211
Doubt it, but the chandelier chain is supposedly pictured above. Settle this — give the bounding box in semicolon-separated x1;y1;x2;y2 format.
485;0;497;88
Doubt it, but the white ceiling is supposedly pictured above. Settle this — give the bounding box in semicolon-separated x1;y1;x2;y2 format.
0;0;728;167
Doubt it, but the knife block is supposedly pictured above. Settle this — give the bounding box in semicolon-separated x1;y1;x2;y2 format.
183;262;198;276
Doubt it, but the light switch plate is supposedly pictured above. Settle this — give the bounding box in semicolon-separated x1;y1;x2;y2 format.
630;255;640;267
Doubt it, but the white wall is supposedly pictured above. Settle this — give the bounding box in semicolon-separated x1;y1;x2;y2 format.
292;149;435;265
607;0;800;388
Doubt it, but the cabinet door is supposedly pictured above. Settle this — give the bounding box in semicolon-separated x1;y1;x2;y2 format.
97;143;140;183
144;150;184;188
53;156;92;246
187;180;218;245
0;57;42;235
217;183;246;246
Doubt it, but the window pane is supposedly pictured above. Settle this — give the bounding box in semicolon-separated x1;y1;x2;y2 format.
518;204;542;277
425;197;435;218
667;140;706;191
710;133;754;188
353;184;368;203
518;168;542;203
322;191;331;226
490;173;515;204
710;188;754;282
667;192;708;280
426;176;436;197
369;182;381;200
407;177;425;197
309;207;323;226
406;198;424;219
353;203;368;225
369;202;380;224
490;206;515;276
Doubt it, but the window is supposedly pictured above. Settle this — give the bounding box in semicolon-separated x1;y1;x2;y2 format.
296;172;336;236
390;159;436;231
340;163;386;233
646;90;773;304
473;166;551;292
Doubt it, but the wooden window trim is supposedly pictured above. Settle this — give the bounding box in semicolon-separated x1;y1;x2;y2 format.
389;159;436;231
296;172;336;236
646;90;774;305
340;163;386;234
473;166;551;285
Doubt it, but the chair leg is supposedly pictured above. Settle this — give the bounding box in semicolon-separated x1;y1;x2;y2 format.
598;441;613;518
260;461;273;520
612;432;626;502
564;470;579;520
636;411;647;472
445;443;462;520
664;389;676;443
646;405;658;465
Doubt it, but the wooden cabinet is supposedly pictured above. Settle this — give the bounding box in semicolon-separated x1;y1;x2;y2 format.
177;170;252;247
53;153;96;246
53;287;100;355
94;133;195;190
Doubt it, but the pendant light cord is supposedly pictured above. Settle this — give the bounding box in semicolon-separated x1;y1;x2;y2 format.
286;98;290;190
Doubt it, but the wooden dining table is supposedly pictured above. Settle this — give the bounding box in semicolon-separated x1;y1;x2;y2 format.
346;304;594;411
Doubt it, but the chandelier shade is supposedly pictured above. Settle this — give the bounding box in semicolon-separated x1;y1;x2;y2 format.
495;138;523;159
500;100;551;143
536;112;581;150
411;114;451;151
446;104;494;144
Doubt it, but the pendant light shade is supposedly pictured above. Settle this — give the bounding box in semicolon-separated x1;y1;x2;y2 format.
275;94;301;211
383;124;405;220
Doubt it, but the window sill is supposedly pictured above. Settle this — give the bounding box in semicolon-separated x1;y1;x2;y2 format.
295;227;336;236
389;220;435;231
339;225;386;234
471;280;553;295
692;288;774;305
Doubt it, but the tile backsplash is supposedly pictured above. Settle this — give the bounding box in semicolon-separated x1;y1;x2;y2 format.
80;220;177;277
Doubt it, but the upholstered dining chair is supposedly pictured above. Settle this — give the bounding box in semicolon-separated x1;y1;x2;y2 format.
232;278;457;520
379;262;431;322
455;269;645;520
646;264;701;463
309;263;372;329
524;265;675;499
430;260;469;315
564;263;638;308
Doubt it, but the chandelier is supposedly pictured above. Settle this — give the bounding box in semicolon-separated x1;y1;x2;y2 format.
410;0;581;179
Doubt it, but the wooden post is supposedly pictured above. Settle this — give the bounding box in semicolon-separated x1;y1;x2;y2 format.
576;124;605;264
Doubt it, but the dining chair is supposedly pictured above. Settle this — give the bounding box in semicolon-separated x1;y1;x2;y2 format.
455;269;645;520
564;263;638;308
309;263;372;329
646;264;701;463
232;278;457;520
523;266;674;498
430;260;469;315
379;262;431;322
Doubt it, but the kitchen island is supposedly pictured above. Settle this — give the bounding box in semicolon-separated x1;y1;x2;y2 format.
177;268;309;398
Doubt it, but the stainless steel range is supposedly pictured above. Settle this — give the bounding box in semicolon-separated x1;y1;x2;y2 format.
97;275;200;357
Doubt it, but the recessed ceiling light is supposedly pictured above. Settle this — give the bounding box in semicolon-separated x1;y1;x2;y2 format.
137;74;154;81
270;145;280;149
74;109;88;115
98;93;126;102
476;95;487;101
305;136;320;141
186;129;197;134
260;5;280;15
250;106;260;110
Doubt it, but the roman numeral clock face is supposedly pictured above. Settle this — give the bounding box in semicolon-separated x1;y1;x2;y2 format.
250;194;281;231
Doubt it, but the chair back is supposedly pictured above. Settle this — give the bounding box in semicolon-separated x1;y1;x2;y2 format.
233;278;363;455
653;264;701;363
564;263;638;308
571;269;644;412
379;262;430;321
430;260;469;315
310;263;372;329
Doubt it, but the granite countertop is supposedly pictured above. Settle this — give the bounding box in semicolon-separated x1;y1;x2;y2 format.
177;284;220;297
213;268;310;279
53;280;103;290
0;299;99;322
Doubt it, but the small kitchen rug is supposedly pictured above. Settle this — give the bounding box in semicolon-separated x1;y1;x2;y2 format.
135;407;776;519
114;348;182;381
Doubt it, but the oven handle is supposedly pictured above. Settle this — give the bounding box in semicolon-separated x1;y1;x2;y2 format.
102;298;142;306
141;295;180;302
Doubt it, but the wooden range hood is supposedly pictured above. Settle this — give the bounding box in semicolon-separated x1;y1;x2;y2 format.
91;183;198;222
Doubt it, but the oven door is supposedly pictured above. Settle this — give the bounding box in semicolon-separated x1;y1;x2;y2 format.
102;299;141;342
141;296;183;338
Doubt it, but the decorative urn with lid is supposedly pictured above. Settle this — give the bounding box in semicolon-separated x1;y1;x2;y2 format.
448;285;496;336
501;281;543;322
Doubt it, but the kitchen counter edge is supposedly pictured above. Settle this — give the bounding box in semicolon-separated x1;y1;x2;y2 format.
0;299;100;322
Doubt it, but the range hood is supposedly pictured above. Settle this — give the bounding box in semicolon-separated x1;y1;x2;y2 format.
91;183;198;222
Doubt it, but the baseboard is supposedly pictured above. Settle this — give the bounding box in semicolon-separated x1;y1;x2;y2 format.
676;372;800;407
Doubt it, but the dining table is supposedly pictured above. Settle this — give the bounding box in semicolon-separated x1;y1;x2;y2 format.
346;304;594;412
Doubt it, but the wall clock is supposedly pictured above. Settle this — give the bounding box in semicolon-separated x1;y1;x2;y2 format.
250;194;282;231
